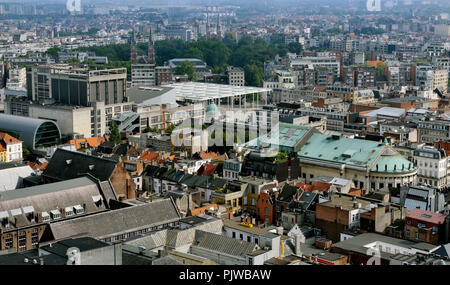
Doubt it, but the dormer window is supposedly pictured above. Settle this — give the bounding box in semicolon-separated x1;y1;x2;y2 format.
66;160;72;165
65;207;74;217
92;195;103;206
41;212;50;222
50;210;61;220
74;205;84;214
23;206;35;221
0;211;9;226
89;165;95;171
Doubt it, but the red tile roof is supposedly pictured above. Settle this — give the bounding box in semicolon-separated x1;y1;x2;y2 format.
190;204;218;216
68;136;107;149
406;208;446;225
311;181;332;192
199;151;227;161
295;182;314;192
0;132;21;151
139;151;159;162
197;163;217;176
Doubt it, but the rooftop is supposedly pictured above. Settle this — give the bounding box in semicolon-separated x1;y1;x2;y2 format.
406;208;446;225
137;82;272;106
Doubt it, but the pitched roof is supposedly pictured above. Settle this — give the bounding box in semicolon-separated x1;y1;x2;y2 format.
0;132;21;151
43;149;117;182
295;182;313;192
311;181;332;192
67;137;107;150
0;132;21;145
0;176;110;231
197;163;217;176
193;230;259;257
277;184;300;202
49;199;180;240
139;151;159;162
199;151;227;161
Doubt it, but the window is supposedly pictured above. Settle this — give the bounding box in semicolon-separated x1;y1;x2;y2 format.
248;257;253;265
4;235;13;249
31;230;39;246
18;232;26;249
232;232;236;239
65;207;74;217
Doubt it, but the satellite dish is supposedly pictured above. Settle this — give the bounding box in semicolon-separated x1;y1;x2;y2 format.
66;0;81;13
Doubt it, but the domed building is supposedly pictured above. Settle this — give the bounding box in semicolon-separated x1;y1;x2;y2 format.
298;132;417;191
369;148;417;191
204;103;221;124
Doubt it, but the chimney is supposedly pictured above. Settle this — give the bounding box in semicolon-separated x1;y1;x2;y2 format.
294;234;302;256
39;258;44;265
276;226;283;235
37;212;42;223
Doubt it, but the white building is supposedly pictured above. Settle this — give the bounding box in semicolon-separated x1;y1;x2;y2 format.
0;132;23;162
6;67;26;91
413;146;449;189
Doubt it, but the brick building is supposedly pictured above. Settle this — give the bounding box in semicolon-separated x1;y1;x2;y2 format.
405;208;449;245
256;191;274;225
316;193;407;242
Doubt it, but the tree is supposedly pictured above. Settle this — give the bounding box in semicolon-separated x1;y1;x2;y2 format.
108;121;121;143
244;64;264;87
165;124;175;134
22;145;31;161
175;60;197;81
65;57;80;64
376;62;387;77
45;46;61;59
288;42;303;54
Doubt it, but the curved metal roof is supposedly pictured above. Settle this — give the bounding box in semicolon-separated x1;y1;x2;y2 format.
0;114;61;150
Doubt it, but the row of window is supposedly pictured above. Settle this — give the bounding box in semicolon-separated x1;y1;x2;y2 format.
3;229;40;250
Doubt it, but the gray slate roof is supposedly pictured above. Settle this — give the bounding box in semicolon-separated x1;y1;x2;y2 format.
49;199;181;240
0;176;110;231
43;149;117;182
193;230;259;257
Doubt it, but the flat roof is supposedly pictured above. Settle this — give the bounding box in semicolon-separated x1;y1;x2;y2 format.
332;233;438;257
137;82;272;107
